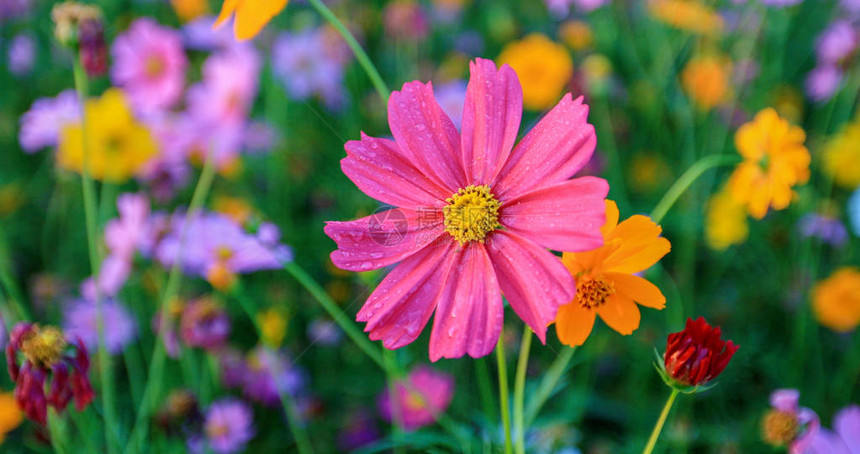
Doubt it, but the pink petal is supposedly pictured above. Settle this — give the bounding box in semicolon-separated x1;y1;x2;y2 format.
429;243;503;361
356;240;458;350
388;81;466;193
500;176;608;252
460;59;523;185
485;231;576;342
324;208;444;272
343;133;450;208
834;405;860;452
493;94;596;199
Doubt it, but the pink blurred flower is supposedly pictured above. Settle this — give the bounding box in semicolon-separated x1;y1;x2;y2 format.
764;389;820;453
325;58;607;361
111;18;187;113
808;405;860;453
180;297;230;350
806;65;843;102
187;45;260;127
816;21;858;65
383;0;429;41
378;366;454;431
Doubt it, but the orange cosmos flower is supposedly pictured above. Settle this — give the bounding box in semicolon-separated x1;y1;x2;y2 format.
812;267;860;332
215;0;288;41
728;108;810;220
555;200;671;347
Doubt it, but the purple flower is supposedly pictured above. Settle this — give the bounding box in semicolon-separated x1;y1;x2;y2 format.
762;389;819;453
843;0;860;16
187;45;260;127
434;80;467;130
337;410;380;451
8;34;35;76
307;318;343;346
272;29;347;110
817;21;858;65
18;90;80;153
798;213;848;246
155;211;291;288
545;0;607;16
242;346;306;407
378;366;454;431
808;405;860;453
111;18;188;114
182;15;238;52
806;65;843;102
63;299;137;354
242;121;280;154
849;188;860;236
0;0;32;22
759;0;802;6
200;399;254;454
180;297;230;350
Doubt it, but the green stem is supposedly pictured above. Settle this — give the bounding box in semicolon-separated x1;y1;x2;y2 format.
476;357;496;421
649;154;741;224
0;223;30;321
495;336;512;454
72;58;120;454
124;152;217;454
642;388;679;454
306;0;390;103
524;347;576;427
282;261;390;373
232;284;314;454
47;410;69;454
513;329;532;454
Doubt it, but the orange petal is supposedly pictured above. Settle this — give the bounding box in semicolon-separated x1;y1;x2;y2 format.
234;0;288;40
597;294;641;335
214;0;241;27
554;302;596;347
603;215;671;274
601;199;620;237
605;272;666;309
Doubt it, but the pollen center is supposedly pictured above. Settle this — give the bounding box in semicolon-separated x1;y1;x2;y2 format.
20;325;67;368
576;275;615;309
443;185;501;245
762;410;799;447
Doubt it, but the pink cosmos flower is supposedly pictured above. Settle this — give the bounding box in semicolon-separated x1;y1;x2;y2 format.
325;58;608;361
378;366;454;431
111;18;187;113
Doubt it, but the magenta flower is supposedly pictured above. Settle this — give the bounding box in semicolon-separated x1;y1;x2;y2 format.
111;18;187;113
180;297;230;350
378;366;454;431
325;58;607;361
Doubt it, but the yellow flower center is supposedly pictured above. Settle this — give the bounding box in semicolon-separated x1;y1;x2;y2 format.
576;275;615;309
144;56;165;78
20;325;66;368
404;390;427;412
762;410;798;447
443;185;501;245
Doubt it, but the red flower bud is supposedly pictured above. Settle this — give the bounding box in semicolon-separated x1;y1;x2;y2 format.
78;17;107;77
663;317;738;388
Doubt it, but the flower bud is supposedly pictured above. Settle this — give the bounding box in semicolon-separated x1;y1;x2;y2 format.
657;317;739;392
51;2;106;76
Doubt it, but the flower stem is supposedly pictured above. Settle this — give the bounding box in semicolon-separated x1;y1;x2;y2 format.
282;261;390;373
0;223;30;322
513;329;532;454
72;57;120;454
495;336;512;454
642;388;679;454
306;0;390;103
525;347;576;427
232;283;314;454
123;151;217;454
649;154;741;224
47;409;69;454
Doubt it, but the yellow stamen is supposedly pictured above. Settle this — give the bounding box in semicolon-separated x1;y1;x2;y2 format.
443;185;501;245
20;325;67;368
762;410;798;447
576;274;615;309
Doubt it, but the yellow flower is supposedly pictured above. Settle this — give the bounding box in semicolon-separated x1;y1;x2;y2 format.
628;152;671;194
812;267;860;332
559;20;593;51
728;108;810;219
257;308;288;348
0;183;24;218
215;0;288;41
554;200;671;347
705;186;749;251
497;34;573;111
649;0;724;36
823;119;860;189
681;55;732;110
581;54;613;94
213;195;255;225
57;89;158;183
171;0;208;22
0;392;23;443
